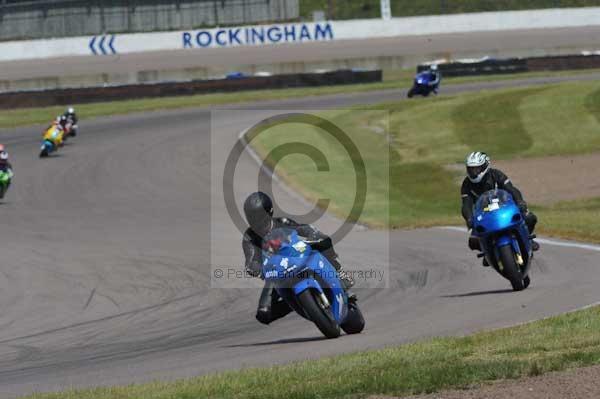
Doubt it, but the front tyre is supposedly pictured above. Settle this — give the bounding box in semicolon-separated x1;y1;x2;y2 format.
39;148;49;158
498;245;525;291
407;87;415;98
298;290;340;339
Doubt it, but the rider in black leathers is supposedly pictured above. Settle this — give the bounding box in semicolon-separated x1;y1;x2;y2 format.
242;192;354;325
461;152;539;258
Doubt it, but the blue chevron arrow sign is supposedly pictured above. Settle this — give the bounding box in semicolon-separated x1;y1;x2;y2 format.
89;35;117;55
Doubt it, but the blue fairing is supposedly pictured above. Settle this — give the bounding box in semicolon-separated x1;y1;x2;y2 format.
472;189;532;271
293;278;323;296
415;71;434;85
262;229;348;324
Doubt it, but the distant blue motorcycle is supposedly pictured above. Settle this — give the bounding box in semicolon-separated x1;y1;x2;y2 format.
262;228;365;338
407;71;439;98
472;189;534;291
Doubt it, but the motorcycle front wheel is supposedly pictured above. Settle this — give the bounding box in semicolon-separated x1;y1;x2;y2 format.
298;290;340;339
498;245;525;291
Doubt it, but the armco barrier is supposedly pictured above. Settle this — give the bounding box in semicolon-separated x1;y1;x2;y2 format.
0;69;381;109
526;54;600;71
417;59;528;77
417;54;600;77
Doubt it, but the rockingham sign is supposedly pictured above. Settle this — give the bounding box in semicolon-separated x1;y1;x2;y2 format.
3;8;600;62
182;23;334;49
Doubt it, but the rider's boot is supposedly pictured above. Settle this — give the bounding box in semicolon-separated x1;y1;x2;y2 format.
531;240;540;252
482;257;490;267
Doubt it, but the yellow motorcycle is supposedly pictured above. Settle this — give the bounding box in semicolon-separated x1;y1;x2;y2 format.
40;123;64;158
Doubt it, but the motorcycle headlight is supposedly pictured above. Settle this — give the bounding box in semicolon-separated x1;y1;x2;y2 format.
417;79;423;84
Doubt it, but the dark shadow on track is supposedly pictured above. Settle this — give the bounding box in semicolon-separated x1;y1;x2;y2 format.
441;289;514;298
223;336;326;348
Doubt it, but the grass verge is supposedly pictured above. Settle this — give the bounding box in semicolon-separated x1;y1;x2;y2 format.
3;68;600;129
23;305;600;399
250;80;600;241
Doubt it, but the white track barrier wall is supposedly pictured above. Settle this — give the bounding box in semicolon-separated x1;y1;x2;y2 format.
2;7;600;62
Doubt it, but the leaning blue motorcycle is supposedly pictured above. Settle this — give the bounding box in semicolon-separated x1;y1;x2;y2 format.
407;71;438;98
472;189;534;291
262;227;365;338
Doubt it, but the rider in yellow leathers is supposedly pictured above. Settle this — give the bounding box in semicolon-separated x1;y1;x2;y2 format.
43;116;66;149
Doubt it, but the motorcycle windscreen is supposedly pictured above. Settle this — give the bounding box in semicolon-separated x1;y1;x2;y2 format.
473;189;521;233
262;227;312;281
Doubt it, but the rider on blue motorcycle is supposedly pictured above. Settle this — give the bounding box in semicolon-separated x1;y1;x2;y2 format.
428;64;441;93
461;152;539;264
242;191;355;325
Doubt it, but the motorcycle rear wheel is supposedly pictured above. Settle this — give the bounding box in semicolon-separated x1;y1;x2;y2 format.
298;290;340;339
498;245;525;291
341;301;365;334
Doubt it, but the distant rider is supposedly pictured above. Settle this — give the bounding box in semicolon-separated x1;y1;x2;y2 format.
461;152;539;264
62;107;78;136
428;64;441;93
242;191;355;325
44;118;65;147
55;115;69;132
0;144;14;193
63;107;78;125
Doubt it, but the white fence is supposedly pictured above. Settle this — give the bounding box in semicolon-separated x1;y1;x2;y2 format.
2;7;600;62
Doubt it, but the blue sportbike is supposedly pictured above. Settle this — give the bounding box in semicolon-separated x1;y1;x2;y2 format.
407;71;439;98
262;228;365;338
472;189;534;291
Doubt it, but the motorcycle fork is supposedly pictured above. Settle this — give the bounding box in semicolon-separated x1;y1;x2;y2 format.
318;291;331;308
511;238;524;267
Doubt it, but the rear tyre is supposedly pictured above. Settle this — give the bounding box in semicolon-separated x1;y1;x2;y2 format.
341;301;365;334
498;245;525;291
297;290;340;339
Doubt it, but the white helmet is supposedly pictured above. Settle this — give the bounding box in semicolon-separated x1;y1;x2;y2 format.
430;64;438;71
67;107;75;114
0;144;8;161
465;151;490;183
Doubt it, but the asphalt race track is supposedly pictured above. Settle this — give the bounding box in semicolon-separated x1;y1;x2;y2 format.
1;76;600;397
2;26;600;81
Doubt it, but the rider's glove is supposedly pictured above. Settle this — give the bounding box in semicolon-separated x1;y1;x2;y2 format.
518;201;529;215
245;267;262;278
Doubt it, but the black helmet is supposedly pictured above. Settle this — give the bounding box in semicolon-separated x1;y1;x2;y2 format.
243;192;273;236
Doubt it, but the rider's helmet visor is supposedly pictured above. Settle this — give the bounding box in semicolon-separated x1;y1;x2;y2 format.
467;165;486;180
